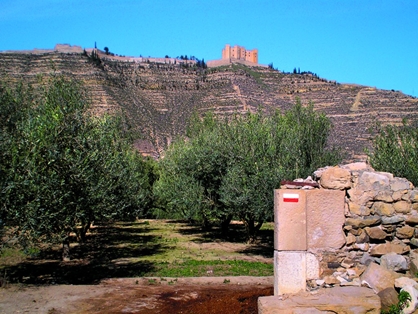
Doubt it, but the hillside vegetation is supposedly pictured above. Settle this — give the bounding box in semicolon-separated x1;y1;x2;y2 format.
1;50;417;160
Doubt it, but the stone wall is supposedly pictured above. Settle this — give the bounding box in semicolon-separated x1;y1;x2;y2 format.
279;162;418;312
207;58;268;68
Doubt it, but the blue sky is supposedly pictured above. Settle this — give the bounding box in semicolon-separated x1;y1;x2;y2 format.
1;0;417;97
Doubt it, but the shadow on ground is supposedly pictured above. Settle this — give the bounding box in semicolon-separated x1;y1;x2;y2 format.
2;221;168;285
173;220;274;258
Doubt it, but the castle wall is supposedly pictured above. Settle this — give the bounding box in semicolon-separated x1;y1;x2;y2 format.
54;44;83;53
207;58;267;68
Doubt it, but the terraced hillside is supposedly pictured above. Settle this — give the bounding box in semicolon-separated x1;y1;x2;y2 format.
1;51;417;160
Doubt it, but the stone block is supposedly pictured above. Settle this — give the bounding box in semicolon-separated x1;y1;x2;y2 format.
346;233;356;245
410;238;418;247
347;188;375;206
306;189;346;250
274;251;306;295
356;230;370;243
375;190;394;202
406;215;418;225
360;262;396;293
306;253;320;280
370;241;410;256
411;190;418;203
274;190;307;251
341;162;372;171
258;287;381;314
360;171;391;189
397;225;415;239
365;226;388;240
394;201;411;214
382;216;405;225
391;177;413;191
393;190;407;201
381;252;408;271
345;216;381;229
395;277;417;288
372;201;395;216
409;251;418;277
319;166;351;190
348;202;372;216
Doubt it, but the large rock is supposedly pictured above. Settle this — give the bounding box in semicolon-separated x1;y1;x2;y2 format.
346;233;356;246
360;171;392;187
348;202;372;216
372;202;395;216
411;238;418;247
320;167;351;190
394;201;411;214
341;162;372;172
406;215;418;225
365;226;387;240
380;252;409;272
391;177;413;191
377;287;399;313
382;216;405;225
347;188;375;206
410;190;418;203
395;277;417;288
360;262;396;293
258;287;380;314
374;190;393;202
397;225;415;239
370;241;410;256
345;216;381;229
401;285;418;314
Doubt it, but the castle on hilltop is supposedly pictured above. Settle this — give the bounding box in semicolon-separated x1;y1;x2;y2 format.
222;44;258;64
1;43;266;68
207;44;265;68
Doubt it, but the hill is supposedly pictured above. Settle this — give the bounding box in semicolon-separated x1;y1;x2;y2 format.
1;49;417;160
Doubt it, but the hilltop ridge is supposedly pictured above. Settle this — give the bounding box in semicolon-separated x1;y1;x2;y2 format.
0;49;417;160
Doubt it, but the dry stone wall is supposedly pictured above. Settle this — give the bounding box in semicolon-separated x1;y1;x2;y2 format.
281;162;418;312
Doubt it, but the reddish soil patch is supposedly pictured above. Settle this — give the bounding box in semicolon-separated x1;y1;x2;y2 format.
0;277;273;314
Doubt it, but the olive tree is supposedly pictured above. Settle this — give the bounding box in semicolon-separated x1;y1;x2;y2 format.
0;76;152;259
154;100;341;240
368;121;418;186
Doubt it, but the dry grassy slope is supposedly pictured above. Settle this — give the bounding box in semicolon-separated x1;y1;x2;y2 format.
1;51;417;161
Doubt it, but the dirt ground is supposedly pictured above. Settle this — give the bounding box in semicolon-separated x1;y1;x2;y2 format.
0;276;273;314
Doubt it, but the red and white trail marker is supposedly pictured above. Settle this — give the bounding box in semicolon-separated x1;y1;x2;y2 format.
283;193;299;203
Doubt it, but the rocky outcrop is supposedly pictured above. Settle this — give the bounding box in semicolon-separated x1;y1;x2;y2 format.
1;50;417;160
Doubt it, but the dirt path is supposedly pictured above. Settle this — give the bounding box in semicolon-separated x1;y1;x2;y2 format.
0;276;274;314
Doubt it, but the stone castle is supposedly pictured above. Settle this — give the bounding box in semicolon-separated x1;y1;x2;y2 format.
206;44;263;68
222;44;258;64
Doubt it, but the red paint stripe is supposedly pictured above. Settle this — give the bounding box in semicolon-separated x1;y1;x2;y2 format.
283;198;299;203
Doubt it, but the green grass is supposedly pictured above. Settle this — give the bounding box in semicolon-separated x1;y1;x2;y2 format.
0;219;274;283
143;259;273;278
